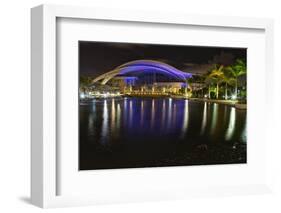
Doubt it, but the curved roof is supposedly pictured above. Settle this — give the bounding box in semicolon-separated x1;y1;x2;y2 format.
93;60;192;85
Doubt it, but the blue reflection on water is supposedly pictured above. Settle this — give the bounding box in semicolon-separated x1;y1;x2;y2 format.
79;97;247;170
129;100;133;128
82;97;246;145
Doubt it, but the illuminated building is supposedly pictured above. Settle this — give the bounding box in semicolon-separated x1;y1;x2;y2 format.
91;60;192;96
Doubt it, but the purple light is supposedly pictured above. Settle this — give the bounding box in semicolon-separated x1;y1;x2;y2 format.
116;60;192;82
123;77;138;80
123;76;137;85
93;60;193;85
181;82;188;87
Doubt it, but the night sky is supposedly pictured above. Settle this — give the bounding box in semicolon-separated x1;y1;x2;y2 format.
79;41;246;77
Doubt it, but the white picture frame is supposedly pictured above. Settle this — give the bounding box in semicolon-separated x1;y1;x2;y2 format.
31;4;274;208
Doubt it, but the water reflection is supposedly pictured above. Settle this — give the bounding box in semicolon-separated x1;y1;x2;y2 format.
161;100;166;130
116;103;121;136
151;99;155;128
88;113;94;136
92;100;96;112
172;103;177;127
200;102;207;135
82;98;246;146
111;99;116;132
225;107;236;140
140;100;144;127
167;98;172;129
129;100;133;128
101;100;108;144
223;105;228;126
210;103;218;135
241;115;247;143
80;98;247;169
181;99;189;138
123;98;128;125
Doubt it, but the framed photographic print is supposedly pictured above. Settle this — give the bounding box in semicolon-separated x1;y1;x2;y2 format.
31;4;274;208
78;41;247;170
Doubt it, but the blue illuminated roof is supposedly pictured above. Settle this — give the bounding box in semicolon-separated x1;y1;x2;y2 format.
116;60;192;81
93;60;192;84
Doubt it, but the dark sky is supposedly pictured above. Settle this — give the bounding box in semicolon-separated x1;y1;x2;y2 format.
79;41;246;77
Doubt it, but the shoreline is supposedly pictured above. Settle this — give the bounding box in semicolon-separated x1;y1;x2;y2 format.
80;95;247;110
189;98;247;110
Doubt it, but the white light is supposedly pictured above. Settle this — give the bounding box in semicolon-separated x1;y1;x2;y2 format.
204;94;208;98
231;94;237;100
80;93;85;99
225;107;236;140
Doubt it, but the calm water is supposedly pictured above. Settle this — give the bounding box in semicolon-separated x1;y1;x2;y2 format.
79;97;247;170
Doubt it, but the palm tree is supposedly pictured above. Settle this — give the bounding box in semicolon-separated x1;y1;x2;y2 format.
225;59;246;99
221;74;235;100
204;73;215;99
207;65;224;99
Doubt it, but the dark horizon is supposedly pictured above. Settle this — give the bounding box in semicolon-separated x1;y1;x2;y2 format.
79;41;247;77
